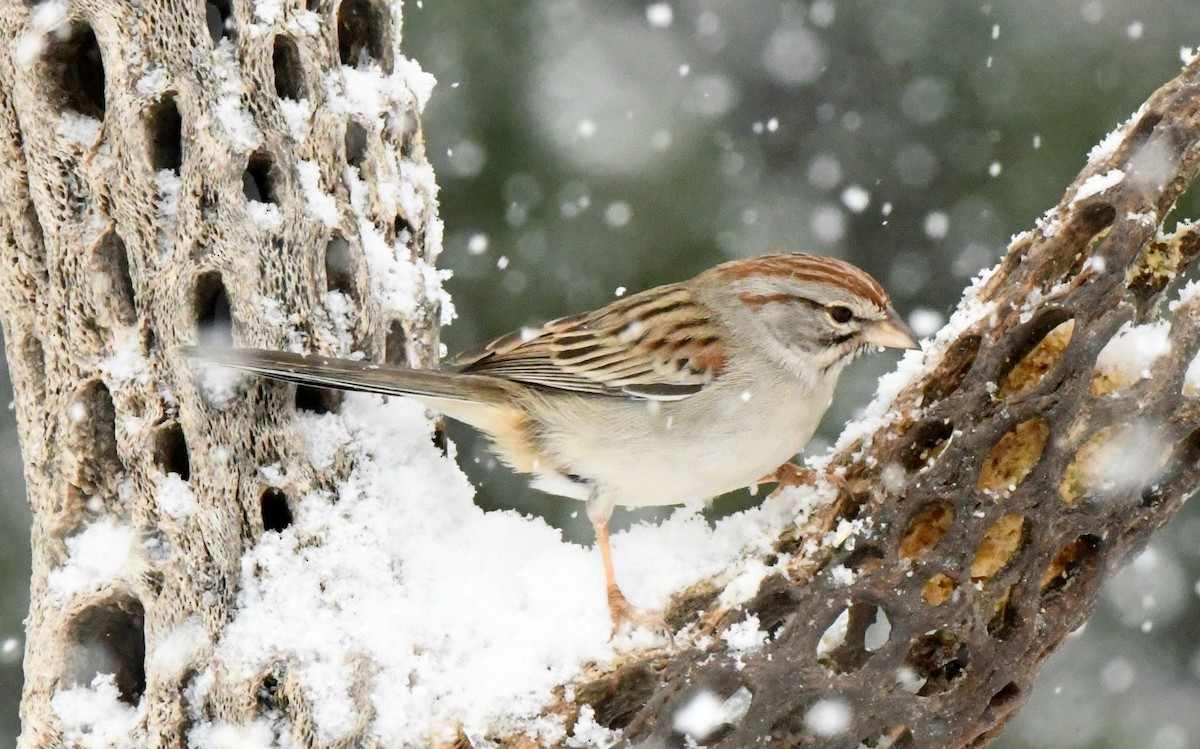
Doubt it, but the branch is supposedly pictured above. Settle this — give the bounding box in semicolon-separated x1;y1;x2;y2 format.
531;55;1200;749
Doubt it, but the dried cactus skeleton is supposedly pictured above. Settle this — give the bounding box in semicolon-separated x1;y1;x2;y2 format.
3;0;1200;745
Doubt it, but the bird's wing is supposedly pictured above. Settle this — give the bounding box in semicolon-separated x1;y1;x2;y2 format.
450;282;729;401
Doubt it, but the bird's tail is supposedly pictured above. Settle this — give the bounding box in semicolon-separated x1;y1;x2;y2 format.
179;346;514;405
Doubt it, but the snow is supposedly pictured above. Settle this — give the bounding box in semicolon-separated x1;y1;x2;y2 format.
924;211;949;240
202;393;823;745
136;67;168;96
188;719;281;749
296;161;340;228
154;168;182;260
56;112;102;144
214;95;262;153
908;308;945;338
671;686;752;741
722;615;768;655
817;607;850;657
52;675;143;749
804;698;851;736
278;98;313;141
567;706;620;748
1184;352;1200;395
14;0;69;65
247;200;282;229
99;330;150;387
48;521;135;599
841;185;870;213
645;2;673;28
1074;169;1125;202
1094;320;1171;386
156;473;197;519
149;618;209;678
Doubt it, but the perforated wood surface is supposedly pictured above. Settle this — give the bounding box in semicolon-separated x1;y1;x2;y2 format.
0;0;441;746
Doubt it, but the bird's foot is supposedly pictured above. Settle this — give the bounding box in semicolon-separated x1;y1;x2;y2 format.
759;462;851;495
607;584;674;645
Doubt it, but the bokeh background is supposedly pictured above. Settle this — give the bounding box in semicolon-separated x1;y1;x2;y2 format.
3;0;1200;745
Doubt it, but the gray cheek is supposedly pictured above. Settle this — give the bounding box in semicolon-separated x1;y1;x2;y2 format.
756;305;829;355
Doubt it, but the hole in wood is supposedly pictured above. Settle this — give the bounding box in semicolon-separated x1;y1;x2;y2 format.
857;726;913;749
384;319;407;365
242;151;278;204
43;21;106;119
976;418;1049;495
261;488;293;532
257;669;285;711
92;228;137;327
194;270;233;346
344;121;368;168
295;386;342;414
1128;111;1164;150
154;422;190;480
324;233;357;296
1059;424;1171;504
988;681;1022;718
842;545;885;576
987;584;1021;640
971;514;1026;583
68;379;122;493
904;630;969;696
921;573;956;606
146;94;183;172
1041;535;1099;595
742;574;791;640
64;596;146;704
1054;202;1117;279
393;213;411;243
337;0;393;72
898;502;954;560
921;333;980;403
996;313;1074;400
816;602;890;674
898;419;953;472
205;0;234;44
272;35;307;101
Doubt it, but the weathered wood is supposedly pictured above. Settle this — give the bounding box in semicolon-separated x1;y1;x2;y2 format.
0;0;441;745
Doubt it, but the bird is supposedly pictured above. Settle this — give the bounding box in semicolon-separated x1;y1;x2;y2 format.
183;252;919;635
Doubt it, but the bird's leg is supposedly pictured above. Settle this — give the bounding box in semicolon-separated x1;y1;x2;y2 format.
592;519;670;639
587;497;669;639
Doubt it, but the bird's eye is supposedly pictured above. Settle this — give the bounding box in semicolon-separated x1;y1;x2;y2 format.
827;305;854;324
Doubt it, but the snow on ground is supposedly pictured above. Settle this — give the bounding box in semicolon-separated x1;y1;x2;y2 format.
203;394;820;746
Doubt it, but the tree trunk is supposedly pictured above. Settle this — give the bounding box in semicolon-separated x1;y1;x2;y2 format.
0;0;443;746
5;0;1200;746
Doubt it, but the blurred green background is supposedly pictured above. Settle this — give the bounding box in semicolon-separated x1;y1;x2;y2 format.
4;0;1200;745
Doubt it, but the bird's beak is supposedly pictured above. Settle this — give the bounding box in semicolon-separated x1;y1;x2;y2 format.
863;309;921;350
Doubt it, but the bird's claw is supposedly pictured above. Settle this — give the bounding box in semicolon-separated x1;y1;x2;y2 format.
759;462;851;495
608;585;674;646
